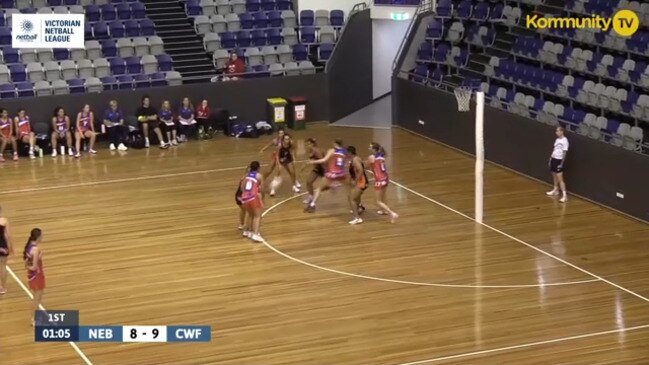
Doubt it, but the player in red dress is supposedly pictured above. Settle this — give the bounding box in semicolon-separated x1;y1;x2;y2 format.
74;104;97;158
0;206;14;295
14;108;36;159
51;107;73;157
239;161;265;242
23;228;44;326
368;142;398;223
305;138;348;212
0;108;18;161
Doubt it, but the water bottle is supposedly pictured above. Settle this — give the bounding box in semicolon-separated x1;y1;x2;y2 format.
38;148;43;158
60;146;65;155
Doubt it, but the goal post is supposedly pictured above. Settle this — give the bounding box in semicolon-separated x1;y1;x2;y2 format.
475;91;484;224
454;87;484;224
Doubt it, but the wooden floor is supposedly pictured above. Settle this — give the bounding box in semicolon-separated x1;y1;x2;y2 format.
1;123;649;365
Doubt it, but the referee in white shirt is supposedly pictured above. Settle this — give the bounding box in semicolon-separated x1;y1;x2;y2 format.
546;127;569;202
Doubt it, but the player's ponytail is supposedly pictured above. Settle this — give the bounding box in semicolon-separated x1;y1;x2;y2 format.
23;228;42;261
370;142;387;157
347;146;357;155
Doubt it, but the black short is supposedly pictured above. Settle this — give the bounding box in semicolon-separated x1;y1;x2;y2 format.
313;165;325;177
549;158;564;173
279;157;293;165
235;192;242;206
0;245;8;257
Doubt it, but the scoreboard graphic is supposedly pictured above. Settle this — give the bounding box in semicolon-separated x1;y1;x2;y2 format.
35;310;211;343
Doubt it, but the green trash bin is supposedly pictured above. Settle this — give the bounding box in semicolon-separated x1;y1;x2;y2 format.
286;96;307;130
267;97;287;127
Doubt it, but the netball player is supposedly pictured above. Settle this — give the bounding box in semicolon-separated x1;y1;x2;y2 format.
75;104;97;158
301;138;325;204
347;146;368;225
0;206;14;295
368;142;398;223
239;161;265;242
0;108;18;161
305;139;348;212
277;133;301;193
259;129;284;196
14;108;36;159
51;107;73;157
24;228;44;326
546;126;569;203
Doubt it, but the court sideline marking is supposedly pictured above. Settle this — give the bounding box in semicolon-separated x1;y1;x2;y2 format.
261;195;599;288
391;323;649;365
6;267;93;365
0;160;308;196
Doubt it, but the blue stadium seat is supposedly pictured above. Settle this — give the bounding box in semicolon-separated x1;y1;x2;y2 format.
246;0;260;12
16;81;33;97
117;74;133;89
133;73;150;88
252;29;267;46
125;56;142;74
267;28;282;45
150;72;167;86
300;26;315;43
10;64;26;82
140;18;155;36
330;9;344;26
239;12;254;29
109;57;126;75
253;11;268;28
101;39;117;57
131;2;145;19
116;3;132;20
156;54;173;71
292;43;307;61
237;30;251;47
299;10;313;26
68;78;85;93
100;75;117;90
268;10;282;27
261;0;275;11
0;83;15;98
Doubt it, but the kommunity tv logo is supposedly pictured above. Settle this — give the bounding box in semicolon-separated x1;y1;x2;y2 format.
526;9;640;37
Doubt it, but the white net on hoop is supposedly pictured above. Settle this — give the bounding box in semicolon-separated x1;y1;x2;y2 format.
454;86;472;112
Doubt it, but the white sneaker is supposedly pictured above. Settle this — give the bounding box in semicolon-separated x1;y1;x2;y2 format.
89;149;97;154
74;152;81;158
51;150;57;157
118;143;128;151
145;138;150;148
109;143;116;151
238;225;244;230
270;189;276;197
68;148;74;156
302;195;312;204
390;212;399;223
296;181;302;189
251;234;264;243
560;195;567;203
242;231;250;238
377;210;387;215
546;189;559;196
348;218;363;225
292;185;300;193
29;151;35;159
171;139;178;146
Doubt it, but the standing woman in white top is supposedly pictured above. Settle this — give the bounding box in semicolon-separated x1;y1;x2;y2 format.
547;127;569;203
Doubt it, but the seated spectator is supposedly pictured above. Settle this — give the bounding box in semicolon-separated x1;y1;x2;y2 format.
51;107;73;157
75;104;97;158
0;108;18;161
177;97;197;142
136;96;167;149
223;53;245;81
103;100;129;151
158;100;178;146
14;108;36;159
196;99;212;136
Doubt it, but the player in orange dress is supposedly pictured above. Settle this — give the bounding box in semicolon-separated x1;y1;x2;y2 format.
0;108;18;161
259;129;284;196
51;107;73;157
368;142;398;223
239;161;265;243
23;228;44;326
14;108;36;159
305;138;348;213
347;146;368;225
301;138;325;204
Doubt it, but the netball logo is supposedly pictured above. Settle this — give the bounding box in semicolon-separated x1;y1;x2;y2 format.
15;19;38;42
21;20;34;33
